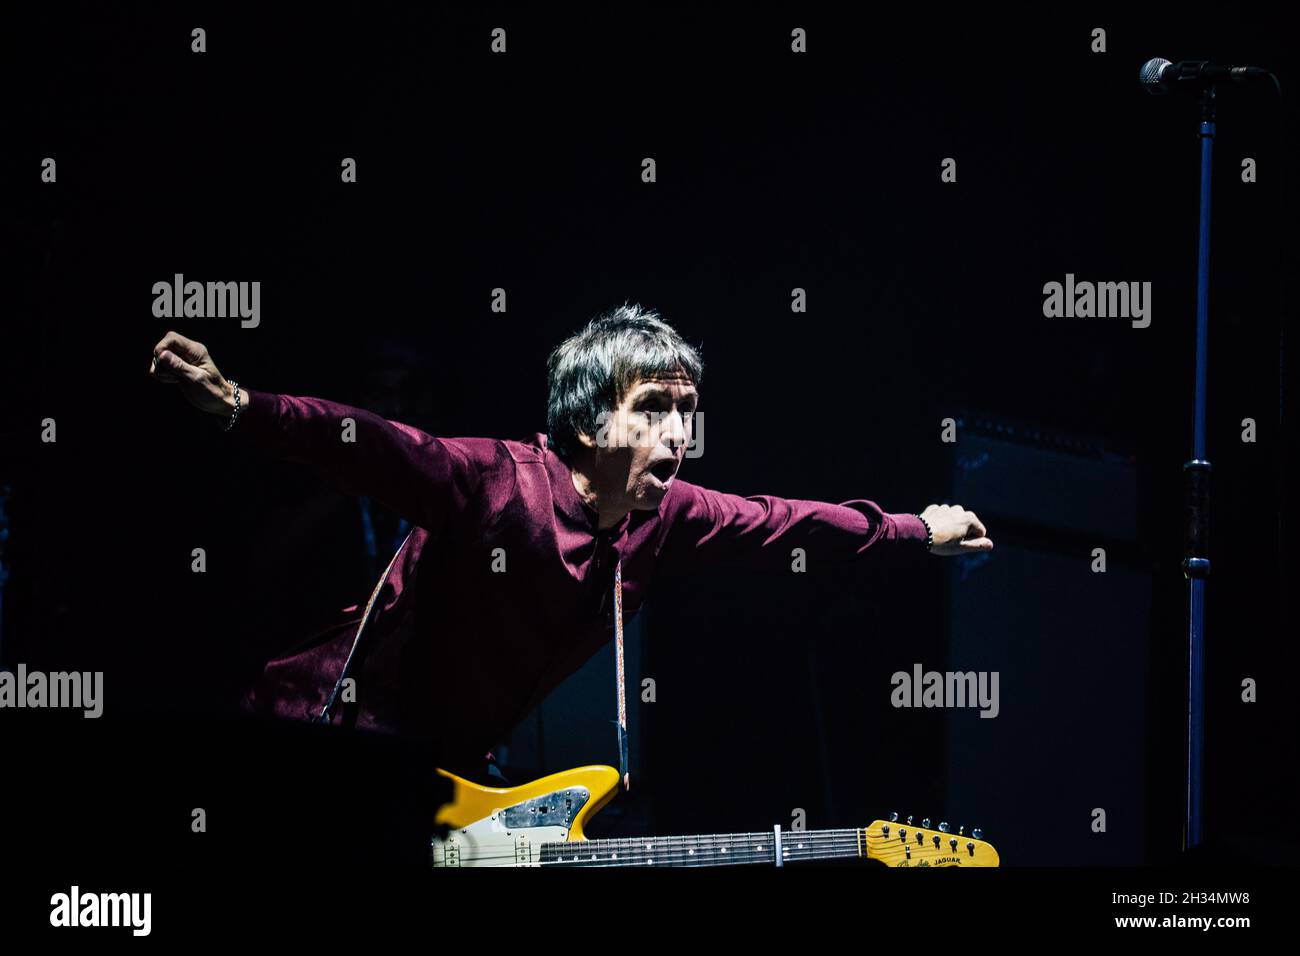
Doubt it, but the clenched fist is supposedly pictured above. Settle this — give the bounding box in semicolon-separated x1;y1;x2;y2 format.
148;331;238;417
918;503;993;556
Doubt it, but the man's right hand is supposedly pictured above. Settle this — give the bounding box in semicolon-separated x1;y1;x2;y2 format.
148;331;238;417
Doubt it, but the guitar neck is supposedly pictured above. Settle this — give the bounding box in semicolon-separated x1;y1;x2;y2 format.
538;828;867;867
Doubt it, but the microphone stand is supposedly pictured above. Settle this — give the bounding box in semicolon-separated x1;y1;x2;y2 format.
1182;85;1215;851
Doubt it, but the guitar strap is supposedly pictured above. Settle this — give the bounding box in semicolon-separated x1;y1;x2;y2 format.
315;528;415;727
613;557;630;792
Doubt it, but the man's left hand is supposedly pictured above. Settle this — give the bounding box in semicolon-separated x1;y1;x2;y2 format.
919;503;993;556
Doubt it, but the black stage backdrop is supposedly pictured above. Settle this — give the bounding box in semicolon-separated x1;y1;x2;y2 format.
3;2;1296;938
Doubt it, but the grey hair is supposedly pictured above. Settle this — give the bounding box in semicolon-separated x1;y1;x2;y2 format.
546;302;704;463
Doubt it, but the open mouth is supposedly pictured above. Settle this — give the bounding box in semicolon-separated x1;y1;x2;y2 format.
648;460;677;484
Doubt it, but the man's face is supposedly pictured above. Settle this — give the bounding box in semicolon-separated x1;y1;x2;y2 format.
585;372;698;512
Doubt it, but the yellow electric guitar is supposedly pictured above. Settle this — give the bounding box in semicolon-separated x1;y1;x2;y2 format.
431;765;1000;868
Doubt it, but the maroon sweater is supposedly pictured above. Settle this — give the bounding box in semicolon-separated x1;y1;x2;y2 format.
232;389;929;767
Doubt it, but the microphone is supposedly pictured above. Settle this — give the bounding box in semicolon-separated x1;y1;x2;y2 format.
1140;57;1270;94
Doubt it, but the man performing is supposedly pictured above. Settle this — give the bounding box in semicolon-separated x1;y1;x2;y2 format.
148;303;993;780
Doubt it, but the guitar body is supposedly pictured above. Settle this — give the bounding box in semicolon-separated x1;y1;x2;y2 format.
433;765;621;867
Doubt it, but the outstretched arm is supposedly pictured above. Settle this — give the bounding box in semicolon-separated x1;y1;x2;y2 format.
148;330;481;533
655;479;991;575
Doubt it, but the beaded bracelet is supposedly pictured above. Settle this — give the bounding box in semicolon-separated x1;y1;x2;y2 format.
223;379;242;432
914;513;934;553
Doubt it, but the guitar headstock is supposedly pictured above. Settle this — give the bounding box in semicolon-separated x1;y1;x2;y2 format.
864;814;1000;867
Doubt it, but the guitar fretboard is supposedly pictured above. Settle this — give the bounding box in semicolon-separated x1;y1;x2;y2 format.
538;828;867;867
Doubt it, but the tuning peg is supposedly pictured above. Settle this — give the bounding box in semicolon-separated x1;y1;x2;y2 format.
972;828;983;840
949;838;958;851
906;815;914;826
966;841;975;856
958;825;965;836
922;818;931;829
889;811;899;823
932;835;941;848
938;821;950;833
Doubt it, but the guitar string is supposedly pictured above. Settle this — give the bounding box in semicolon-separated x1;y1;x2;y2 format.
538;848;861;866
437;843;979;867
438;834;975;866
437;836;868;867
437;827;866;849
436;830;967;859
437;830;965;849
538;831;944;854
479;843;925;867
440;832;865;861
436;827;956;848
539;834;864;854
536;836;980;867
539;846;855;862
438;846;859;867
535;847;978;867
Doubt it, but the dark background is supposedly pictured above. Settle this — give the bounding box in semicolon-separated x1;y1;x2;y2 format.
3;0;1295;904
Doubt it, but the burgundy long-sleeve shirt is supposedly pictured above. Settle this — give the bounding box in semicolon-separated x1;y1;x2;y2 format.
232;389;930;769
